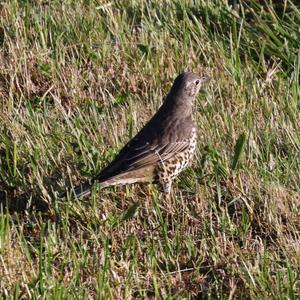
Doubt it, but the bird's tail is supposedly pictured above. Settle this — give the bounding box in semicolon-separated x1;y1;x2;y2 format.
58;181;93;199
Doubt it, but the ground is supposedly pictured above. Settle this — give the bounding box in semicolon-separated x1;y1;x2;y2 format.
0;0;300;298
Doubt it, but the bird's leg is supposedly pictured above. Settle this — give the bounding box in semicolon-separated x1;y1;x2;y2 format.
163;179;172;202
165;192;171;202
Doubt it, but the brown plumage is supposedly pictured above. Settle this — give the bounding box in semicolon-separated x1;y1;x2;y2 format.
60;71;209;199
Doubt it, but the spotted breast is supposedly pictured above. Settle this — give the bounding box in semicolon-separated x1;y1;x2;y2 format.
156;127;197;193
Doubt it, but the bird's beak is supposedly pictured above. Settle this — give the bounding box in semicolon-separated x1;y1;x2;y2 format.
201;76;210;83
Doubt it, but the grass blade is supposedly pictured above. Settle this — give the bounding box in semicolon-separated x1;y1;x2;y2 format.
232;133;247;170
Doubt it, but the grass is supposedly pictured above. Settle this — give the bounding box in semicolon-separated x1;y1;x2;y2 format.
0;0;300;298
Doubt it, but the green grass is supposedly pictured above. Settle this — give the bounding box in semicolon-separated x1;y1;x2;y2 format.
0;0;300;298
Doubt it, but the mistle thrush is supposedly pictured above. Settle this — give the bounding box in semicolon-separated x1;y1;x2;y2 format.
60;72;209;199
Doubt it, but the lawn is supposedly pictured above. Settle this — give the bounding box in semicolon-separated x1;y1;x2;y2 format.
0;0;300;298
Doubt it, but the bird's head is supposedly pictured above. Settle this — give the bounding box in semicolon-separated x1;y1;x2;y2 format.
171;71;209;98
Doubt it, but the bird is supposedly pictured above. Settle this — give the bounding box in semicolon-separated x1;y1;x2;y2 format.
59;71;209;199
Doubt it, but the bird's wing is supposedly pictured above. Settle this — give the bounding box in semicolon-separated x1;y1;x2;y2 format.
125;140;190;169
95;138;190;181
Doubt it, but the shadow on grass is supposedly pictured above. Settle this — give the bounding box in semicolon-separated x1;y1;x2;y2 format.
0;187;50;215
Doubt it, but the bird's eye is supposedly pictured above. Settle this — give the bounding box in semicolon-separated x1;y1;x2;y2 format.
195;80;200;85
